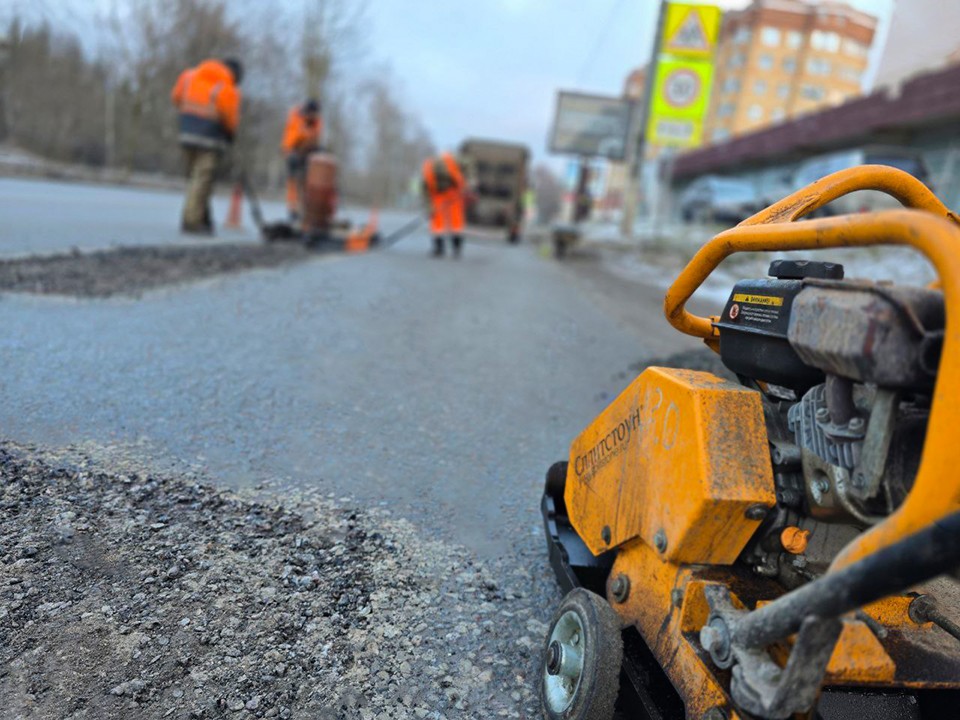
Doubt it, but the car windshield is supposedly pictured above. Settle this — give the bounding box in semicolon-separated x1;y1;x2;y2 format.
711;180;756;202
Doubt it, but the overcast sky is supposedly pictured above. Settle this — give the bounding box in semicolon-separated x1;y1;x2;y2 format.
366;0;894;164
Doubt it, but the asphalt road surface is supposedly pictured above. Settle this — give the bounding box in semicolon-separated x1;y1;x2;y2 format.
0;178;706;556
0;177;727;717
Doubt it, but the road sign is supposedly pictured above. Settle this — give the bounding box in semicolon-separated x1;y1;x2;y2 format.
549;91;634;161
646;3;721;149
663;2;721;59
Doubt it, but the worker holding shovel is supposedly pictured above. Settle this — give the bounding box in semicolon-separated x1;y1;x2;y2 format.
170;58;243;235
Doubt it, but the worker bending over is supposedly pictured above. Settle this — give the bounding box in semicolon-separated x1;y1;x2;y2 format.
170;58;243;235
282;99;323;222
421;152;466;258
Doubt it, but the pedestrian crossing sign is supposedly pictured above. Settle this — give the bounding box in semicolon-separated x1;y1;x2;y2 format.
664;3;721;59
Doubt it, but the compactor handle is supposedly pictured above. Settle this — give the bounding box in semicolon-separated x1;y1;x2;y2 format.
663;166;959;340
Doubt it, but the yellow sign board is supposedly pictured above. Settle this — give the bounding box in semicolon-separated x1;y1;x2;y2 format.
647;3;722;149
647;57;715;147
663;2;721;58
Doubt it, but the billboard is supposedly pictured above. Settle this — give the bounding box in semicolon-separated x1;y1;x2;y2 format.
646;3;722;149
549;91;634;161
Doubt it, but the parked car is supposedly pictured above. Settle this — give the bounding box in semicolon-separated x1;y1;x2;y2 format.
790;145;932;216
750;164;798;209
678;175;758;224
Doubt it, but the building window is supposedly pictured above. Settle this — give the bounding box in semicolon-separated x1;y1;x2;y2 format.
734;27;751;45
807;57;832;76
811;30;841;52
712;128;731;142
761;27;781;47
787;31;803;49
723;77;741;93
754;79;767;95
747;104;764;121
729;52;745;69
800;84;825;101
718;102;735;118
772;107;786;122
758;53;774;70
843;39;868;57
783;56;797;73
839;65;861;83
777;84;790;99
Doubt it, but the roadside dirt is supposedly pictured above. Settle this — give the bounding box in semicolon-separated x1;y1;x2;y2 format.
0;244;316;298
0;442;553;720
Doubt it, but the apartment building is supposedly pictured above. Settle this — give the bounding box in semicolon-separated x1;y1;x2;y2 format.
705;0;876;144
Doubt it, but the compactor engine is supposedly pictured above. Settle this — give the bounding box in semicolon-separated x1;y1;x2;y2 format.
538;166;960;720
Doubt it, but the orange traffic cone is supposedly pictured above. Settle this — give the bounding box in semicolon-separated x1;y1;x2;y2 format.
345;208;380;254
225;182;244;230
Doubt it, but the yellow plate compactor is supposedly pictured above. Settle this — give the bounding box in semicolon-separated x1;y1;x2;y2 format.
539;166;960;720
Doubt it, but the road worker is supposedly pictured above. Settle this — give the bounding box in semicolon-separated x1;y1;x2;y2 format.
281;99;323;222
170;58;243;235
421;151;466;258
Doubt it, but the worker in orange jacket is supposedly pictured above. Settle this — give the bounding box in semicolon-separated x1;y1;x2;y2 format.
281;99;323;222
170;58;243;235
421;152;466;258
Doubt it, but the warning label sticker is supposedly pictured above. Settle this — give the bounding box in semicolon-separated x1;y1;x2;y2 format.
732;293;784;307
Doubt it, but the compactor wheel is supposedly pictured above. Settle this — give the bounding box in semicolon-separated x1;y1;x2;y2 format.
540;588;622;720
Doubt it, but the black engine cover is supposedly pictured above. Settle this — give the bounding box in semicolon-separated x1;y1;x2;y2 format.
716;277;824;393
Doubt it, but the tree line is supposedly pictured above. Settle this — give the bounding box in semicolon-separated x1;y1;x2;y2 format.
0;0;434;206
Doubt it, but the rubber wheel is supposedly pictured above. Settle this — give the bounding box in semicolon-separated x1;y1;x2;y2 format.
540;588;623;720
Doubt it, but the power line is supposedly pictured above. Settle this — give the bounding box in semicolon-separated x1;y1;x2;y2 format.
576;0;629;85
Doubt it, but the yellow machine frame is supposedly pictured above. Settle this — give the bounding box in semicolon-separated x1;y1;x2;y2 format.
563;166;960;718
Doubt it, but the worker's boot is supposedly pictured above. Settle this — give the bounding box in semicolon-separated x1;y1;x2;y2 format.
452;235;463;258
432;236;445;257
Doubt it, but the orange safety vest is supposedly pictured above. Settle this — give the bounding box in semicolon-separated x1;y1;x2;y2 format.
282;106;323;154
422;153;464;196
171;60;241;149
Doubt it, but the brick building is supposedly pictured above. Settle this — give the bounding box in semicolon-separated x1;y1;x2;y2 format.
705;0;876;143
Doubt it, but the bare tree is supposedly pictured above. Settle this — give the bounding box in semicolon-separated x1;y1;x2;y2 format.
1;0;434;206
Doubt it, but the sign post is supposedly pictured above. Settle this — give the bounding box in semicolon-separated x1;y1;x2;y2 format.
620;2;721;238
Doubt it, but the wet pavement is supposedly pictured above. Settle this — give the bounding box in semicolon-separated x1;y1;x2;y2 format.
0;179;703;559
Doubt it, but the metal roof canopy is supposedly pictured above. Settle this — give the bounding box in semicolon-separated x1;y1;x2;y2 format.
672;62;960;180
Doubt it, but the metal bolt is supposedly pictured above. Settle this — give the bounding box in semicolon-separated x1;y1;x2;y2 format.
545;641;562;675
848;416;865;432
852;471;867;489
611;573;630;603
601;526;611;545
653;529;667;554
815;407;830;422
700;624;722;653
745;503;768;521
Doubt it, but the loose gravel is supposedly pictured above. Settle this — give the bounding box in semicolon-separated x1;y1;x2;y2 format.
0;442;557;719
0;243;315;298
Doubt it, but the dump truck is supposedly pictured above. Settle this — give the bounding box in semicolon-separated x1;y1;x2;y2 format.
459;138;529;243
538;165;960;719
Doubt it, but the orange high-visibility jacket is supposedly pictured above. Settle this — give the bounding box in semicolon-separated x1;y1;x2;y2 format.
171;59;242;149
281;106;323;154
422;153;466;233
422;152;464;196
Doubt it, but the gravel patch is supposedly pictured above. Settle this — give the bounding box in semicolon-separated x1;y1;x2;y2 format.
0;243;316;298
0;442;557;719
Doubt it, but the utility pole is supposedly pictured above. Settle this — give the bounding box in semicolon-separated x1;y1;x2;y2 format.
619;0;667;239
